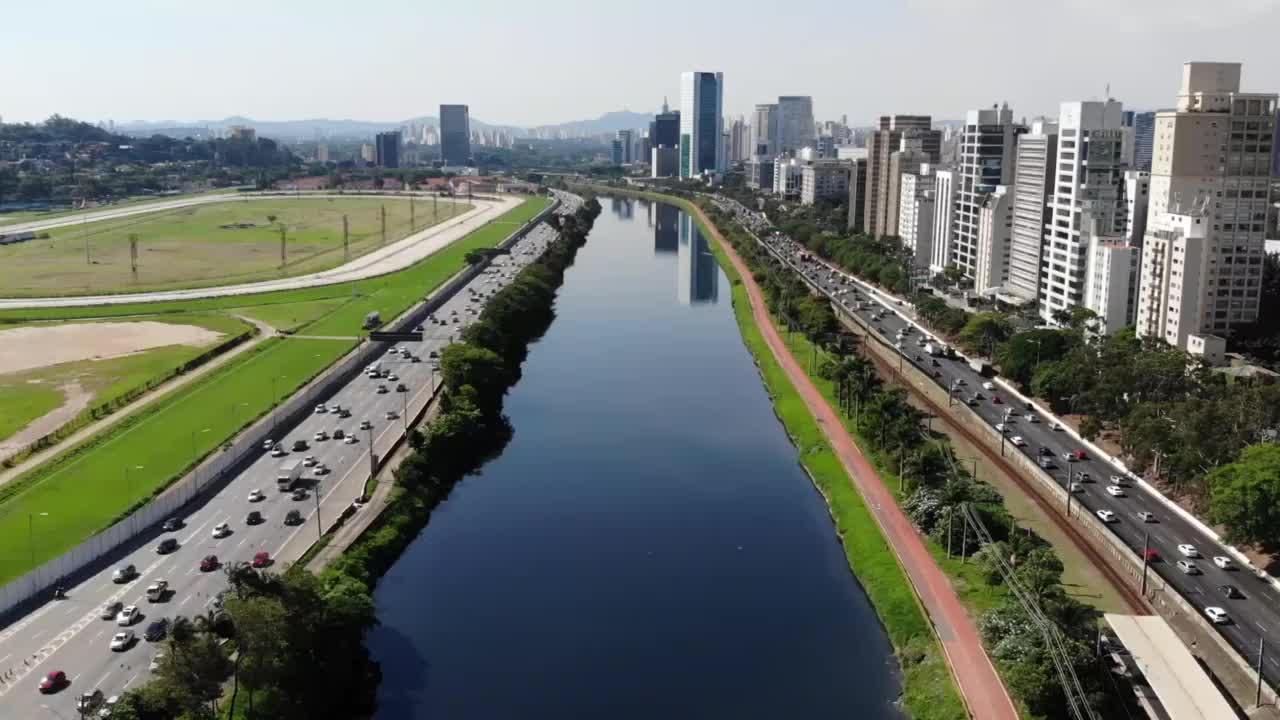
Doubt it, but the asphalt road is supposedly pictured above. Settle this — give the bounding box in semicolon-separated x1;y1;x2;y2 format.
0;217;565;719
0;194;521;310
712;195;1280;692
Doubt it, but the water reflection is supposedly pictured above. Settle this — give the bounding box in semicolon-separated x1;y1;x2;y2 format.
654;202;678;254
610;196;634;220
677;213;718;305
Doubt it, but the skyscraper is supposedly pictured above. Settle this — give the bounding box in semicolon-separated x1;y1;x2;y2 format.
375;131;401;168
1129;111;1156;172
650;99;681;178
729;117;749;165
679;71;724;178
1003;119;1058;305
949;104;1022;280
440;104;471;166
864;115;940;238
775;96;816;156
1136;62;1277;346
616;129;634;164
752;103;778;157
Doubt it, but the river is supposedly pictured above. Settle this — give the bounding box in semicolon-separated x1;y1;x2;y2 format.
367;197;903;719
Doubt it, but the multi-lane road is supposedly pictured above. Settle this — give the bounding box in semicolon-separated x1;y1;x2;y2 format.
0;212;567;719
713;195;1280;692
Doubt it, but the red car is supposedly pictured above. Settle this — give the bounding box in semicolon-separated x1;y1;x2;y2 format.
1074;450;1088;461
251;551;271;568
1142;548;1161;563
38;670;68;694
992;396;1003;404
200;555;219;572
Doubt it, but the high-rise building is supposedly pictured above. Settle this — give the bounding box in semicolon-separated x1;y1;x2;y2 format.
845;158;869;233
440;104;471;166
1038;100;1130;326
652;98;680;148
816;135;836;159
776;96;816;156
1129;111;1156;172
611;138;625;165
375;131;401;168
1002;119;1058;305
359;143;376;164
930;169;957;272
897;165;936;268
748;156;775;191
886;136;933;237
316;143;329;163
801;160;852;205
616;129;634;164
752;103;778;158
974;185;1014;293
1136;62;1278;347
679;71;724;178
864;115;940;238
949;104;1022;281
773;156;804;196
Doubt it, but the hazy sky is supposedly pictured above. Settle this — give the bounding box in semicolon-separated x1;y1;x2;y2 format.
4;0;1280;127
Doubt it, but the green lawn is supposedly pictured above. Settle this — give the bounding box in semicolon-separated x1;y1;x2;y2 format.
0;384;65;443
0;196;468;297
236;298;352;333
0;196;550;584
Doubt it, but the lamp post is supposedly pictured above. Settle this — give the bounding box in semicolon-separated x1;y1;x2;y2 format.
313;479;323;541
28;512;49;566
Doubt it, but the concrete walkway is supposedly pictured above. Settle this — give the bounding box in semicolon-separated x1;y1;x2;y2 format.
0;314;276;486
694;202;1017;720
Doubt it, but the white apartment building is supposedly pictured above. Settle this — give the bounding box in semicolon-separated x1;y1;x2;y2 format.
801;161;852;205
951;104;1021;279
930;169;956;272
897;166;936;268
1136;62;1277;346
1002;119;1057;305
1038;100;1131;327
1084;239;1138;334
974;185;1014;293
773;156;805;196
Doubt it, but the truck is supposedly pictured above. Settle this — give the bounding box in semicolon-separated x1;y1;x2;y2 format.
968;358;993;376
924;342;950;358
276;459;303;491
362;310;381;330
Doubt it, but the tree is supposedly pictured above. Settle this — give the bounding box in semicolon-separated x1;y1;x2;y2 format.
439;343;509;414
1209;443;1280;550
223;594;288;718
996;329;1075;387
957;312;1013;358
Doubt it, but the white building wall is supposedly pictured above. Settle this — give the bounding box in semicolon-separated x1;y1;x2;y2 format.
930;170;955;273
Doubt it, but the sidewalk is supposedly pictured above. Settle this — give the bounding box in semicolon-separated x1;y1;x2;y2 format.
693;203;1017;720
0;314;275;486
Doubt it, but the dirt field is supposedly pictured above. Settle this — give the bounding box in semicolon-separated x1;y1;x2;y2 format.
0;321;224;375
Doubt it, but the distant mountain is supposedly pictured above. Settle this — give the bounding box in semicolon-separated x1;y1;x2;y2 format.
529;110;656;135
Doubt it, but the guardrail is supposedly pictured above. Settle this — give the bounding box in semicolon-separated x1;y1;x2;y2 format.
0;198;558;619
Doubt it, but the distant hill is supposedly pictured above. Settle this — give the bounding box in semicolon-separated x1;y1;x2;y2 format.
529;110;656;135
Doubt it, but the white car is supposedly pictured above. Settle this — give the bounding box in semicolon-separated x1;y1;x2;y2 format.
1204;606;1230;625
1137;511;1156;523
315;464;330;476
313;430;329;442
981;381;995;391
1010;436;1027;447
1069;482;1083;493
314;404;327;414
1109;475;1128;486
212;522;231;538
995;423;1010;432
388;373;399;382
109;630;134;651
344;434;358;444
270;446;287;457
303;456;318;467
1213;556;1234;570
261;439;274;450
1024;413;1039;423
1096;510;1117;523
116;605;139;626
149;652;164;672
99;696;119;718
1105;485;1126;497
1178;544;1200;558
248;489;265;502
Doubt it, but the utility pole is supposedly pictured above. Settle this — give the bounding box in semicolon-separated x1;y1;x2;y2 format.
279;224;287;269
342;215;350;263
946;507;954;559
313;480;323;541
1257;638;1266;708
129;234;139;275
960;506;970;563
367;426;376;479
410;196;416;231
1141;531;1150;595
380;205;387;246
1066;470;1074;518
433;193;437;218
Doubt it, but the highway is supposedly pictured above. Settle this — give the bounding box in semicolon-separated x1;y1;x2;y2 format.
0;213;567;718
0;193;521;310
712;196;1280;692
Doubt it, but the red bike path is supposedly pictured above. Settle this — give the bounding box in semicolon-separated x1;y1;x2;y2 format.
696;204;1018;720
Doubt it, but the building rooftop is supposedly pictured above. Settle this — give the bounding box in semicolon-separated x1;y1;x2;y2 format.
1104;614;1238;720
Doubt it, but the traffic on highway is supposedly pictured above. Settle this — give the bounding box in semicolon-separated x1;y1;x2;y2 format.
0;204;566;718
712;195;1280;691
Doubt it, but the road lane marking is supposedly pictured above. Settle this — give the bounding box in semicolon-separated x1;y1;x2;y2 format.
1258;622;1268;632
93;669;112;689
122;672;138;689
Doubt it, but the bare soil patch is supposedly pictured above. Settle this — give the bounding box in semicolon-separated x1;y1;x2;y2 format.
0;321;224;375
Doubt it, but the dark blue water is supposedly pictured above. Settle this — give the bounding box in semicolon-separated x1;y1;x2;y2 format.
368;198;903;719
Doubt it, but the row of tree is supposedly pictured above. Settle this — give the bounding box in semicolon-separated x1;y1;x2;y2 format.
742;192;1280;554
704;202;1138;719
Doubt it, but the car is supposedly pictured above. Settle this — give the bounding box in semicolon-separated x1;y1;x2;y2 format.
376;384;389;394
1109;474;1129;486
1038;458;1055;469
428;350;439;359
145;581;168;602
144;619;168;641
149;652;165;672
1010;436;1027;447
303;455;318;467
100;600;123;620
333;428;345;440
1137;511;1157;523
1204;606;1230;624
110;630;135;651
1176;559;1200;575
252;551;271;568
388;373;399;382
396;383;408;392
38;670;69;694
1213;556;1235;570
161;517;183;532
312;430;329;443
314;404;327;414
248;488;265;502
1078;472;1092;482
212;522;231;538
1037;446;1053;457
156;537;179;554
344;434;358;444
270;446;287;457
981;381;995;390
995;422;1010;432
285;509;303;526
76;689;104;711
1024;413;1039;423
246;510;263;525
1096;510;1117;523
1218;584;1242;599
338;408;351;418
1050;422;1062;431
116;604;139;626
200;554;219;572
1069;482;1083;493
966;395;980;406
1105;485;1126;497
410;355;421;363
315;463;330;476
1142;548;1160;563
973;391;984;400
262;438;274;451
360;419;373;430
291;488;308;501
385;410;399;420
1062;452;1078;463
112;564;137;583
992;396;1003;404
99;695;120;718
1073;450;1088;461
1178;544;1200;558
292;439;308;452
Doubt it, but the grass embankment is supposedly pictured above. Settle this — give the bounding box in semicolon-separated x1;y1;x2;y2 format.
0;197;550;585
0;196;469;297
670;195;966;719
0;385;64;442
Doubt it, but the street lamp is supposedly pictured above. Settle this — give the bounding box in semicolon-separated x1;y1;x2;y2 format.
313;479;324;541
28;512;49;566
